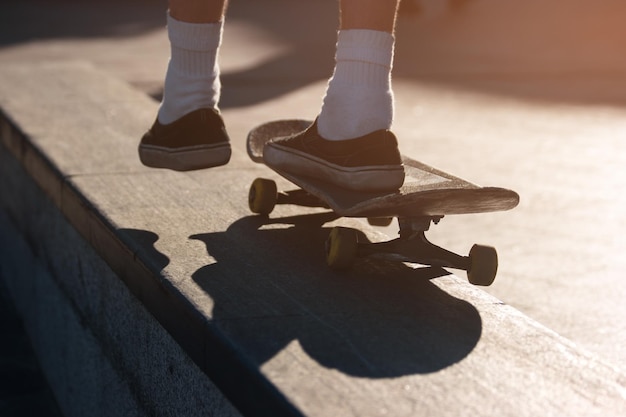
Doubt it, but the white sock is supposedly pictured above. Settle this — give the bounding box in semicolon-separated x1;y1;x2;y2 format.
318;29;395;141
157;14;223;125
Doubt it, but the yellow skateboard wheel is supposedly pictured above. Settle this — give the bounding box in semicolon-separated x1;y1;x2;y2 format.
467;244;498;286
325;227;358;270
248;178;277;215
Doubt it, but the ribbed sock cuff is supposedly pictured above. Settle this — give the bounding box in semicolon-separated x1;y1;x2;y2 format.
335;29;395;68
167;13;223;51
330;29;394;88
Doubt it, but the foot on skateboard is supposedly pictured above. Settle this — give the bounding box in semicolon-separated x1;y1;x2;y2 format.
263;119;405;193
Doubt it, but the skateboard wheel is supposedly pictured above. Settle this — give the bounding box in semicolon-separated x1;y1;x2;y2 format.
325;227;358;270
367;217;394;227
467;244;498;286
249;178;277;215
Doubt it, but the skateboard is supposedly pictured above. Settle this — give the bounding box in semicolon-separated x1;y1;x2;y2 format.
246;119;520;286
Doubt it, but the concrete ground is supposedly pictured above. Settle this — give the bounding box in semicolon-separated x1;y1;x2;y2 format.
1;0;625;393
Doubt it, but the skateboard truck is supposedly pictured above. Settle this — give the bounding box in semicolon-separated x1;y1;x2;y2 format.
325;216;498;286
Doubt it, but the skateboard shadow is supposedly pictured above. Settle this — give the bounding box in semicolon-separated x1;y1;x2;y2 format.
189;212;482;378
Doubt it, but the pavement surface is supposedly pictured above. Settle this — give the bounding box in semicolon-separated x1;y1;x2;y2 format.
1;0;626;411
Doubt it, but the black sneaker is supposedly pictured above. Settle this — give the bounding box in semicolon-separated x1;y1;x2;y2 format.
139;108;231;171
263;120;404;192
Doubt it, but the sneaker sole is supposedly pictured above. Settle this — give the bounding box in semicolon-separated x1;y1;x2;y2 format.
139;143;231;171
264;143;404;192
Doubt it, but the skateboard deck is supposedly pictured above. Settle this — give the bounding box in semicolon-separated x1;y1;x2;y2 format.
247;119;520;218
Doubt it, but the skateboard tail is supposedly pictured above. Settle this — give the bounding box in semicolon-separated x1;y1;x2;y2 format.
247;119;312;163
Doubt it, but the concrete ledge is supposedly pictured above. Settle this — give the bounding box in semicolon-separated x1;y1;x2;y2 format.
0;191;240;417
1;61;625;416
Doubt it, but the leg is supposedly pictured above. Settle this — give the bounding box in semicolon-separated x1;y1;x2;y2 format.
169;0;227;23
160;0;228;123
317;0;399;140
263;0;405;192
138;0;232;171
339;0;400;32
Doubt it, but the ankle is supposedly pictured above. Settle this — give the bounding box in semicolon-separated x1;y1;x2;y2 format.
158;14;223;124
318;29;395;140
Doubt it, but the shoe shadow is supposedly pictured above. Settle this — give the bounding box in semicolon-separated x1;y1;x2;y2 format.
118;228;170;272
189;212;482;378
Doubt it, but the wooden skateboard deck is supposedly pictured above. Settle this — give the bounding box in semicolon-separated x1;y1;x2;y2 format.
247;119;520;218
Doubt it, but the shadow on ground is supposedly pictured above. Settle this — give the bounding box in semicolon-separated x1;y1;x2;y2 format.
0;278;63;417
0;0;166;45
188;212;482;378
